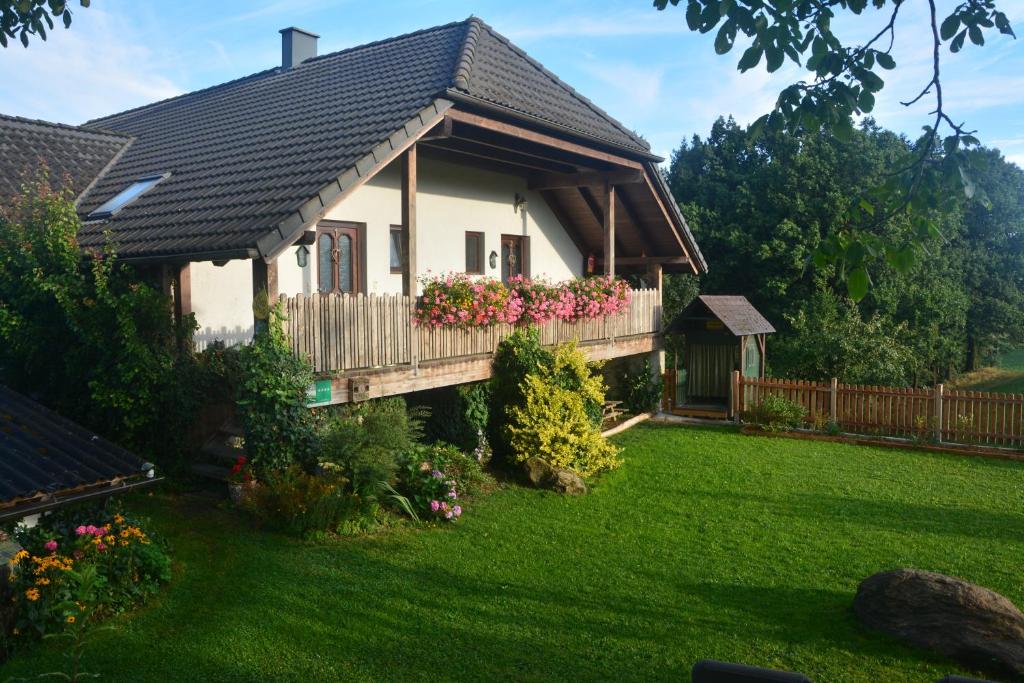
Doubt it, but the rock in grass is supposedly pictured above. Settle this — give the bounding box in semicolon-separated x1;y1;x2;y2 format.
523;457;587;495
853;568;1024;679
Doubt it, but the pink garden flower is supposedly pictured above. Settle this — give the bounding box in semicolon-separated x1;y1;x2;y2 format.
429;500;440;512
43;539;57;552
452;505;462;517
75;525;87;536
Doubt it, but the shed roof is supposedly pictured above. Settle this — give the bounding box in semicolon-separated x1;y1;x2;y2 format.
668;295;775;336
0;385;156;518
0;114;131;210
71;17;664;262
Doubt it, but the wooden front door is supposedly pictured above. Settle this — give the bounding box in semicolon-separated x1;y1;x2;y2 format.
317;221;361;294
501;235;527;284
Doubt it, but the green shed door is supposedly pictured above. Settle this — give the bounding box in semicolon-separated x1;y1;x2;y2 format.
743;336;761;378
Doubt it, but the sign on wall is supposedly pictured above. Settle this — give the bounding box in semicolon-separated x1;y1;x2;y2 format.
306;379;332;407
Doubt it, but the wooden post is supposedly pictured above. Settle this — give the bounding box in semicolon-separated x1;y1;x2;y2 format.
401;145;418;298
934;383;944;443
401;145;419;372
830;377;838;423
173;263;192;326
252;258;279;332
730;369;741;421
603;180;615;277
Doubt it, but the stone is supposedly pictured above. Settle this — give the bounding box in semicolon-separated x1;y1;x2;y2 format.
522;457;587;495
853;568;1024;679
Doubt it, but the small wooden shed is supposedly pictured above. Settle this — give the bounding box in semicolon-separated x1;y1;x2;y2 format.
663;295;775;418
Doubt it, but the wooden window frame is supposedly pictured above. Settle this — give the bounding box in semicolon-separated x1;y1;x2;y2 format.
316;220;364;294
465;231;485;275
389;225;404;274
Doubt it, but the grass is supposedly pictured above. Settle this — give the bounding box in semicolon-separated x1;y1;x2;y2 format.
953;347;1024;393
3;424;1023;682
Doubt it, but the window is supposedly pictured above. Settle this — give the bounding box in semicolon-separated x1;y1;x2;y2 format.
87;173;169;219
465;231;485;274
316;221;362;294
389;226;403;274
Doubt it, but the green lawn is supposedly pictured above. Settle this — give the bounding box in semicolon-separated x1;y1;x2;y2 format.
955;347;1024;393
3;424;1023;682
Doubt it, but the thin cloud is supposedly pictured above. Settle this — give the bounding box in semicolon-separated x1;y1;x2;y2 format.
502;10;690;41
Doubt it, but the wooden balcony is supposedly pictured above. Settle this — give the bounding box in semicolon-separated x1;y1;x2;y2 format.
281;288;662;406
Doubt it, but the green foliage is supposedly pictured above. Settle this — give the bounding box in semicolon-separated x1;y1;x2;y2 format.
317;397;423;494
244;466;359;537
654;0;1016;297
0;0;89;48
622;359;662;414
0;172;223;472
415;382;490;452
668;119;1023;386
237;305;316;476
504;343;620;478
743;394;807;432
488;327;551;465
6;504;170;643
425;441;492;498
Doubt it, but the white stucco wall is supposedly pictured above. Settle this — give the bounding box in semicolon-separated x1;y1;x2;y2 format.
187;155;584;343
190;259;254;350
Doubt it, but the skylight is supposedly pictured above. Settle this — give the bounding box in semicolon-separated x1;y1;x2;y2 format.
87;173;169;219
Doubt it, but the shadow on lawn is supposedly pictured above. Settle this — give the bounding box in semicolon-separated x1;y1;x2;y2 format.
683;488;1024;544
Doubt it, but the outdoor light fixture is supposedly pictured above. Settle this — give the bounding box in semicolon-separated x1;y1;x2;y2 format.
513;192;527;214
296;244;310;268
489;250;498;269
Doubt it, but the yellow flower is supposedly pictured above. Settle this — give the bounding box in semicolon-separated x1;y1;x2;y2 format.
113;514;125;525
10;550;28;565
119;540;128;547
36;577;50;586
25;588;39;601
66;615;75;624
104;535;115;543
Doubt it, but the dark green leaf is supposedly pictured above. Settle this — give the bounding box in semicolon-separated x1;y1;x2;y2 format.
714;21;735;54
737;44;762;71
951;29;966;53
968;24;984;46
847;267;869;301
875;52;895;70
765;45;784;72
939;14;960;40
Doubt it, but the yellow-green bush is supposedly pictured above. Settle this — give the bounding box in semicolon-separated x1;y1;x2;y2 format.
505;343;620;477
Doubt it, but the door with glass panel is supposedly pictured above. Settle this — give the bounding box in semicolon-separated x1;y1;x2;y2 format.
316;221;361;294
500;235;526;285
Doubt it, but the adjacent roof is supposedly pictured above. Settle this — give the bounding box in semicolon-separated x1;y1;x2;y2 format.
74;17;662;262
0;385;156;519
0;114;131;210
668;295;775;336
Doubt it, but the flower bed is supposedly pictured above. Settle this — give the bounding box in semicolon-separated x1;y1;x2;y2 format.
413;273;631;329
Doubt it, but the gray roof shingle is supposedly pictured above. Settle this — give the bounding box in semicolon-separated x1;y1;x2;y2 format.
73;17;662;261
0;385;153;513
669;295;776;336
0;114;131;210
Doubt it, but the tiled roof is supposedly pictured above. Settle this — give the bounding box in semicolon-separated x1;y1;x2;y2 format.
696;295;776;336
0;114;130;210
0;385;154;514
73;17;659;261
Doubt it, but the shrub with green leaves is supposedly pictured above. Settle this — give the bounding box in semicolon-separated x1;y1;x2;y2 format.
489;326;552;465
244;466;359;537
237;305;316;476
744;394;807;432
622;359;663;415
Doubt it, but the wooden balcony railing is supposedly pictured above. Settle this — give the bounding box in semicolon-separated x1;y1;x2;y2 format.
281;288;662;374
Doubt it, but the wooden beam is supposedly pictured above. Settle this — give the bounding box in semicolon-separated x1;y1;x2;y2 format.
174;263;192;322
401;145;418;297
446;109;644;170
419;116;453;141
617;189;657;256
538;189;591;262
252;257;278;331
528;170;642;191
604;180;615;277
596;255;689;266
423;138;576;174
642;173;696;273
578;185;627;257
448;131;584;172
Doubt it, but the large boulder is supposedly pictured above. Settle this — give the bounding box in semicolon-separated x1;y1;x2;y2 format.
853;569;1024;678
522;457;587;495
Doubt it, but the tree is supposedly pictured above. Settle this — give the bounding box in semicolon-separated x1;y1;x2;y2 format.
654;0;1016;298
1;0;89;48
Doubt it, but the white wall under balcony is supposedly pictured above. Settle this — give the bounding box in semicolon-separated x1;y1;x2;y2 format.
190;259;254;350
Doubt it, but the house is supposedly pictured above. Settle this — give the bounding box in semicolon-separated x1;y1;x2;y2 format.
0;385;159;524
3;18;707;404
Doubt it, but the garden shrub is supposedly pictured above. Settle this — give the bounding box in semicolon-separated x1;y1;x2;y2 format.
414;382;490;453
0;172;223;473
394;443;475;522
744;394;807;432
622;359;662;414
317;397;424;494
489;326;551;466
244;466;360;537
237;305;317;476
4;504;170;642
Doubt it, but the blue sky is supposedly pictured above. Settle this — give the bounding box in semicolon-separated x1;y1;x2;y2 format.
3;1;1023;165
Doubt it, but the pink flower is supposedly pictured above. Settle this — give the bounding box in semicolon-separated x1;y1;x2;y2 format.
448;490;457;499
452;505;462;517
445;511;454;520
44;539;57;552
75;525;87;536
97;543;107;552
85;525;97;535
430;500;440;512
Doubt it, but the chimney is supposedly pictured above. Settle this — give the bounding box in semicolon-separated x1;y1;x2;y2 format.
279;27;319;69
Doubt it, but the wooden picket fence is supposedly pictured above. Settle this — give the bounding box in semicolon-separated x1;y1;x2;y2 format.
281;289;661;374
732;372;1024;449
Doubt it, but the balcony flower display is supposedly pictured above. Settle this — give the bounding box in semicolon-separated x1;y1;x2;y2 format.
413;273;632;329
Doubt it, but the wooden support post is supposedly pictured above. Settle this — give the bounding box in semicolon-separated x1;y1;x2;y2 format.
401;145;419;372
252;257;279;332
730;369;741;421
173;263;192;323
401;144;418;298
603;180;615;277
934;383;944;443
830;377;838;423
